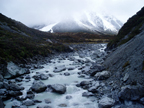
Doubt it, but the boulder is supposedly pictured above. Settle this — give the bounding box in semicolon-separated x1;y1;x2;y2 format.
25;75;31;79
58;103;67;107
31;81;47;93
15;77;23;82
82;92;94;97
9;83;24;91
0;89;7;95
45;99;51;104
64;72;70;76
0;82;3;89
51;84;66;94
90;64;106;76
37;105;52;108
95;71;110;80
66;95;72;100
4;62;28;79
40;74;48;80
8;90;22;97
119;85;144;101
32;75;40;80
22;99;35;106
98;97;115;108
53;65;66;73
80;81;90;86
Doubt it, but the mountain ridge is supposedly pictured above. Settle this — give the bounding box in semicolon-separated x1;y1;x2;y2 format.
38;11;123;35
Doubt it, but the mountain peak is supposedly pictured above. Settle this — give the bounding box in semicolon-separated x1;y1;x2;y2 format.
36;11;123;35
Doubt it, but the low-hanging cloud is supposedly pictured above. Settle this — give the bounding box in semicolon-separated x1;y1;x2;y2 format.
0;0;144;26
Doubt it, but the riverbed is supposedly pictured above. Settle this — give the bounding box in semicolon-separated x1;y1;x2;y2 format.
4;43;107;108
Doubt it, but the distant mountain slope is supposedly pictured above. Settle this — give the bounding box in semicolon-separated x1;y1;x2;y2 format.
0;13;71;63
39;11;123;35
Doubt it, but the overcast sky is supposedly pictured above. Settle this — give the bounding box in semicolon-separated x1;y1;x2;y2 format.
0;0;144;27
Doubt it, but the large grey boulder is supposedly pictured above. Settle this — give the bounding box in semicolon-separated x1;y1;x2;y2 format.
95;71;110;80
9;83;24;91
4;62;29;79
98;96;115;108
51;84;66;94
31;81;47;93
119;85;144;101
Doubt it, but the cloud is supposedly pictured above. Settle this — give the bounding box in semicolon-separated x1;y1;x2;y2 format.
0;0;144;26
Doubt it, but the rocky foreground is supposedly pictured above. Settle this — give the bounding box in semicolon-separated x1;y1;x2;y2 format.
0;43;144;108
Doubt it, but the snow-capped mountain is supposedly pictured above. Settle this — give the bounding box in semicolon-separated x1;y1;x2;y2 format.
38;11;123;35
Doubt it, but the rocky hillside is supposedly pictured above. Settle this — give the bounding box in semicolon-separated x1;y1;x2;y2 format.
103;7;144;107
107;7;144;50
0;13;72;63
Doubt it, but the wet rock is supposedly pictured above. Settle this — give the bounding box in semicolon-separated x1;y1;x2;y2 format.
67;66;75;70
3;81;9;89
26;91;35;99
22;99;35;106
94;71;110;80
53;65;66;73
15;77;23;82
140;97;144;105
9;83;24;91
88;86;99;93
34;100;42;103
82;92;94;97
8;90;22;97
51;84;66;94
31;81;47;93
78;74;86;78
40;74;49;80
48;74;54;77
12;100;21;108
4;62;29;79
66;95;72;100
80;81;90;86
32;74;40;80
37;105;52;108
25;75;31;79
119;85;144;101
45;98;51;104
0;89;7;95
0;74;4;82
90;64;106;76
64;72;70;76
98;97;115;108
58;103;67;107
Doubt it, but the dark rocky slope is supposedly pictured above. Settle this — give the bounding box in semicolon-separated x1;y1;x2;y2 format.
103;7;144;106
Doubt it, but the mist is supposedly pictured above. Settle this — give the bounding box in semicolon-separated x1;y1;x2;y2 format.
0;0;144;27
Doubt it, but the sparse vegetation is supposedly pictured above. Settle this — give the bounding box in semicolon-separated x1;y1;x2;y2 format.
122;61;130;68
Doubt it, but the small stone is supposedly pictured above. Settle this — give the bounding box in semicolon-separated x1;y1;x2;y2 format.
45;99;51;104
64;72;70;76
58;103;67;107
66;95;72;100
